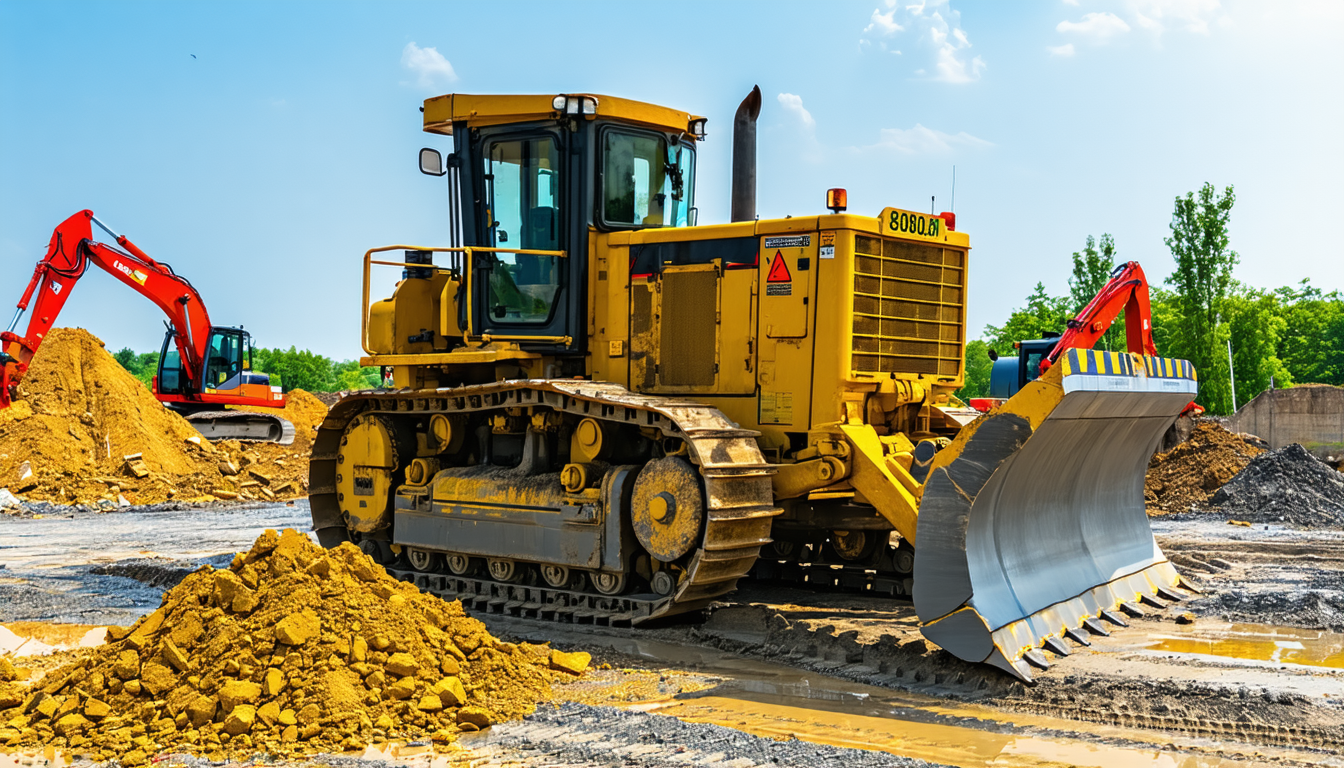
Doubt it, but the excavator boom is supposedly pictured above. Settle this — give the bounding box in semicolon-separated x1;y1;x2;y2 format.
1;210;292;443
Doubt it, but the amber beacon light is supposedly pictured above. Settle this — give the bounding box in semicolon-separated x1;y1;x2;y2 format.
826;188;847;213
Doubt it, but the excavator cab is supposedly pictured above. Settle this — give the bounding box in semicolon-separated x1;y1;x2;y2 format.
157;327;268;396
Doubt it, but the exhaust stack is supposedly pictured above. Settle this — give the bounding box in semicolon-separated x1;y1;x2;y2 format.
731;85;762;223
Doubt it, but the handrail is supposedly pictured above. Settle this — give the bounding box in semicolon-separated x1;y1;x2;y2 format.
361;244;567;355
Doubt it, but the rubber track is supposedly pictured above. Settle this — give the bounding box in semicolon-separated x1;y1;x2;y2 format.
186;410;296;445
309;380;781;623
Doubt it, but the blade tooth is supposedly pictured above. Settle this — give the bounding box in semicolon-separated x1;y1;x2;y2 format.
1139;593;1167;609
1101;609;1129;627
1120;601;1147;618
1065;628;1092;646
1177;576;1205;595
1023;649;1051;670
1010;659;1036;684
1157;586;1185;602
1083;617;1111;636
1042;637;1071;657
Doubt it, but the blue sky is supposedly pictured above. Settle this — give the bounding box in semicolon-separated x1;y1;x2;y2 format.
2;1;1340;360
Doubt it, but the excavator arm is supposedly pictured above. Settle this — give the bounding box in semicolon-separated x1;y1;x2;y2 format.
1;210;212;406
1042;260;1157;372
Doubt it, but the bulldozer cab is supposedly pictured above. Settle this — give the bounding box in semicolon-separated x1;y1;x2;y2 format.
417;94;703;358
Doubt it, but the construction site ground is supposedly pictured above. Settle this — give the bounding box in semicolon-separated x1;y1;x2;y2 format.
2;500;1341;767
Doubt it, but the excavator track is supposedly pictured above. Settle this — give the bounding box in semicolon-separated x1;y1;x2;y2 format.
310;380;780;624
184;410;296;445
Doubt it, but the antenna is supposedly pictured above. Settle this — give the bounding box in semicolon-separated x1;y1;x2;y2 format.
951;165;956;212
931;195;935;214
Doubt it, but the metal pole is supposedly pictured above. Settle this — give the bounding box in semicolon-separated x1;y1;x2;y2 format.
1227;335;1238;412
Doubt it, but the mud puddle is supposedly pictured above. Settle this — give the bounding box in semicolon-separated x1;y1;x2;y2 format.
640;696;1258;768
1143;621;1344;670
491;620;1334;767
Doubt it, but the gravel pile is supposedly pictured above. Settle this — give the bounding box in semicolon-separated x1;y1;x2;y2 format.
1207;444;1344;528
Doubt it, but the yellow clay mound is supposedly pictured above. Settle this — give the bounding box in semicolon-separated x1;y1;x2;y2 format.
0;328;226;504
0;530;585;764
218;388;331;496
0;328;314;505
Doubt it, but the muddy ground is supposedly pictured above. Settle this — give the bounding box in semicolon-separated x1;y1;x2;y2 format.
1;502;1342;767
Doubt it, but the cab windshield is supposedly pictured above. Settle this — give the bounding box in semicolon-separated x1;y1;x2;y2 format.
602;131;695;228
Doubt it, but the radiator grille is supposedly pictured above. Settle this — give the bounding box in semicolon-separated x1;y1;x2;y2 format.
852;235;965;376
660;270;717;386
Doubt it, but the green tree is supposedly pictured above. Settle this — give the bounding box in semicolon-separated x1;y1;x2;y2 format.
957;339;993;400
1068;234;1125;350
252;346;337;393
1164;182;1238;413
1275;279;1344;385
333;359;382;391
111;347;159;386
1225;288;1291;405
984;282;1072;356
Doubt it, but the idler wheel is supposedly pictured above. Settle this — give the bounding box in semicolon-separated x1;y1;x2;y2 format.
446;554;472;576
590;571;627;595
488;558;520;583
407;547;439;573
631;457;705;563
826;529;879;563
540;564;573;588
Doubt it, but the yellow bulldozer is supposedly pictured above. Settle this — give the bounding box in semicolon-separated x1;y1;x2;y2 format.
310;87;1200;682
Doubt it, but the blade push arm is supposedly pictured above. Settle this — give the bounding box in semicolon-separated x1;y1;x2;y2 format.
1;210;212;404
1040;260;1157;374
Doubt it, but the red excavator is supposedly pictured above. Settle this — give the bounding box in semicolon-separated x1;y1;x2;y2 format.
1;210;294;444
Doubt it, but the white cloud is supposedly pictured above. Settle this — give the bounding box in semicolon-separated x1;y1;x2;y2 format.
859;0;983;83
927;11;985;83
1048;43;1076;56
865;8;902;35
1062;0;1079;5
777;93;815;129
870;124;993;154
401;42;457;89
1126;0;1222;35
1056;12;1132;41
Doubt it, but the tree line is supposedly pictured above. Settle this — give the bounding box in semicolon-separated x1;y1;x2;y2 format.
112;346;381;393
960;182;1336;415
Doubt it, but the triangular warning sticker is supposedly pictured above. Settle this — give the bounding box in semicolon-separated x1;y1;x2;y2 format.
766;251;791;282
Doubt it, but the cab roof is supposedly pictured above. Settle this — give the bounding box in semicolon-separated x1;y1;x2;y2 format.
422;93;705;137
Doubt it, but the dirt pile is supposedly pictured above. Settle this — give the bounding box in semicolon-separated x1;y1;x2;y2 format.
0;329;315;506
1145;421;1264;514
0;329;226;505
1206;443;1344;528
212;389;330;499
0;529;584;763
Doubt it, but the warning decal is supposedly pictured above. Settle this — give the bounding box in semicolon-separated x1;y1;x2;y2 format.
766;283;792;296
763;235;810;248
766;251;792;283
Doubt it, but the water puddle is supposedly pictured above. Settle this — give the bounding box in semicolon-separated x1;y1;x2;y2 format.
577;634;1327;767
638;695;1252;768
1145;622;1344;670
0;623;107;656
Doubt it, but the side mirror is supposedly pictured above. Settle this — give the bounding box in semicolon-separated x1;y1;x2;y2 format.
987;348;998;361
419;147;445;176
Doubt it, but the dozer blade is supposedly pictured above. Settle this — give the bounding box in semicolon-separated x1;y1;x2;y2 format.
913;350;1197;682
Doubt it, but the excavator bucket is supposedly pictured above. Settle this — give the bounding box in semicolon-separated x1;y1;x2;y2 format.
914;349;1198;682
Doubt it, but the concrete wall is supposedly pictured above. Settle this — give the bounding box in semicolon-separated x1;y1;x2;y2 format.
1231;385;1344;451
